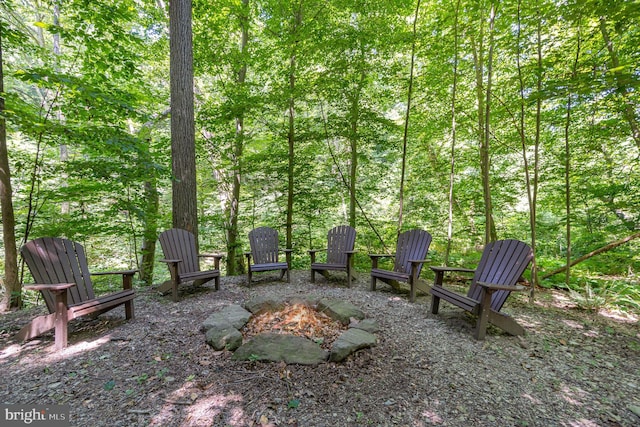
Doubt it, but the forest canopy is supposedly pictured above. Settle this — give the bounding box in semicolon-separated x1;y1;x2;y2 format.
1;0;639;312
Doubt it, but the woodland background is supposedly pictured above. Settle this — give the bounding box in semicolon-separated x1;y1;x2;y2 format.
0;0;639;313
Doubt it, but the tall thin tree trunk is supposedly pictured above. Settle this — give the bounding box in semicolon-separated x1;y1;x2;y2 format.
286;5;302;249
286;55;296;250
480;2;497;244
140;176;159;285
563;17;582;288
444;0;461;265
0;23;20;310
398;0;421;235
517;0;542;300
226;0;249;275
53;0;69;215
169;0;198;241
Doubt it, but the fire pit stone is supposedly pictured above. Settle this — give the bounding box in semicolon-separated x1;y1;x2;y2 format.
201;296;379;364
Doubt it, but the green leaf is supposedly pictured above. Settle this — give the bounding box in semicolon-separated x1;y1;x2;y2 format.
287;399;300;409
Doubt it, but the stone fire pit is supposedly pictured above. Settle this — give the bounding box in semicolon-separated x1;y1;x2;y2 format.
201;296;379;365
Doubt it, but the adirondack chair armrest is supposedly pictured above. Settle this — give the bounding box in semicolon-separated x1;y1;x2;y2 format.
92;269;138;290
92;269;138;276
369;253;394;269
476;281;527;292
24;283;76;292
430;266;476;274
344;250;357;254
160;258;182;264
198;253;224;269
281;249;294;253
198;254;224;259
408;259;428;264
431;266;476;286
308;248;326;263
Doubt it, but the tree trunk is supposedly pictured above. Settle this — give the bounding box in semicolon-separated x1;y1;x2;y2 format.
170;0;198;241
285;5;302;250
0;23;20;310
480;2;497;244
347;77;362;229
226;0;249;275
140;177;159;285
517;0;542;301
444;0;461;265
562;15;582;288
398;0;421;235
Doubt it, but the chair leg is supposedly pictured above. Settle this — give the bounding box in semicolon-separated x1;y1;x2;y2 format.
172;281;179;303
53;290;69;350
247;269;252;287
311;269;316;283
370;276;377;291
474;289;493;340
214;276;220;291
125;300;134;320
430;294;441;314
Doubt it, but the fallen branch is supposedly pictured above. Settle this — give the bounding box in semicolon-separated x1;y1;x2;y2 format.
540;231;640;280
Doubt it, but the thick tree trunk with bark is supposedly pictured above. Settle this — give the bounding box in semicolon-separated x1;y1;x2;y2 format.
170;0;198;241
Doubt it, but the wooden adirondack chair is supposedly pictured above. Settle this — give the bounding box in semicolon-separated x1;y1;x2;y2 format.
369;229;432;302
158;228;223;302
245;227;292;286
18;237;136;350
309;225;357;287
429;239;533;340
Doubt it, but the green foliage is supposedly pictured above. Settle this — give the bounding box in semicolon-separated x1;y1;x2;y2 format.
1;0;639;314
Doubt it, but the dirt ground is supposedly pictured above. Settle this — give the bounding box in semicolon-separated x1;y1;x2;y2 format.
1;271;639;427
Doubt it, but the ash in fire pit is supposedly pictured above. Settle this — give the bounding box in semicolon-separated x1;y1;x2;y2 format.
201;296;379;364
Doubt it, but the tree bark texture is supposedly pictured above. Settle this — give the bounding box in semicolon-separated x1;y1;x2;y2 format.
170;0;198;240
0;24;21;309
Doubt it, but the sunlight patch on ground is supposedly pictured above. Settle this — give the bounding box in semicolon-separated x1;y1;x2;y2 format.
149;393;247;427
420;410;443;424
0;344;23;361
562;319;584;329
560;385;587;406
1;335;111;369
565;419;600;427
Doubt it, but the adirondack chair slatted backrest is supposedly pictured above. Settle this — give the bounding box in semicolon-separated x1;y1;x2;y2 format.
393;229;433;275
159;229;200;276
325;225;356;265
249;227;281;264
21;237;97;312
468;239;533;311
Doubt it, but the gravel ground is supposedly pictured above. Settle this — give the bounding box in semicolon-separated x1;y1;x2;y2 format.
1;270;639;427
